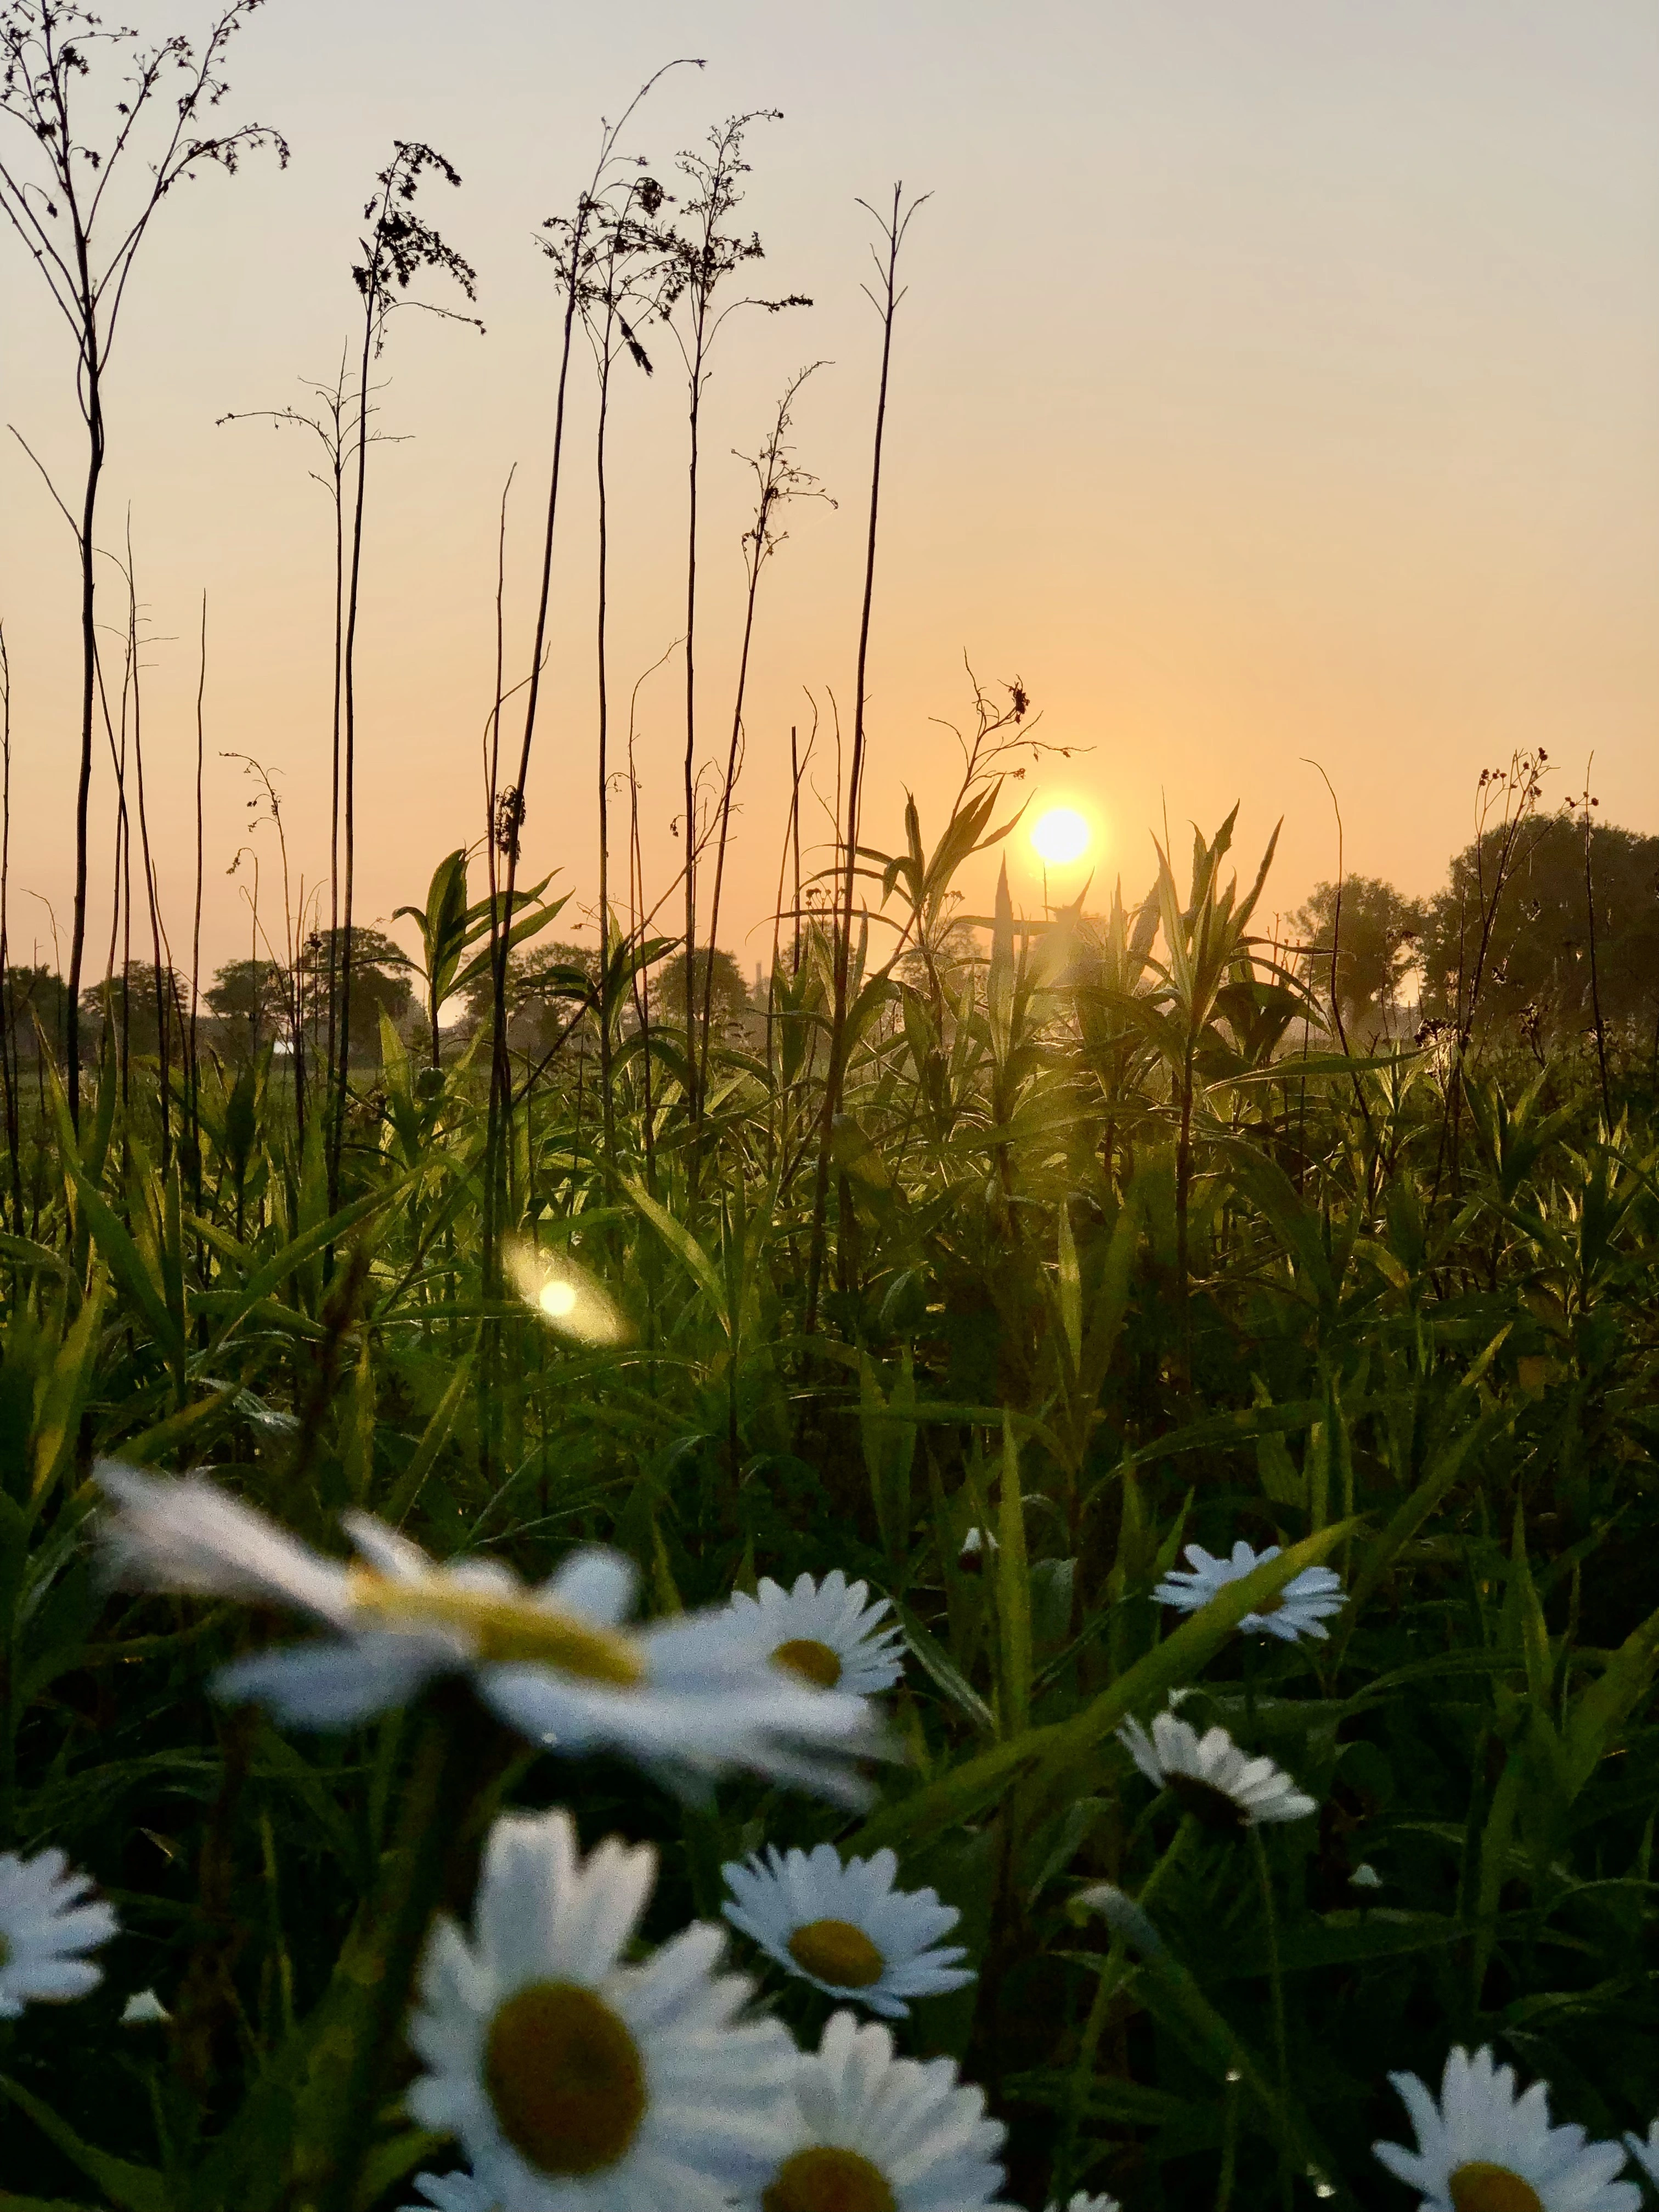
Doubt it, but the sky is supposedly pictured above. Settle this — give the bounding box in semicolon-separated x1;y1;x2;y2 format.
2;0;1657;987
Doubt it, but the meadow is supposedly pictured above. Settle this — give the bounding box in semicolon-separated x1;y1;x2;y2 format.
4;10;1659;2212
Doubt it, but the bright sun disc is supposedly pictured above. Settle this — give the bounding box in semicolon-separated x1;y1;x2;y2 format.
540;1280;578;1320
1030;806;1091;867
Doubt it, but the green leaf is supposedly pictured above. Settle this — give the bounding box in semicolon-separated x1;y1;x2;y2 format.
621;1177;726;1319
386;1356;474;1527
997;1415;1031;1739
0;2077;169;2212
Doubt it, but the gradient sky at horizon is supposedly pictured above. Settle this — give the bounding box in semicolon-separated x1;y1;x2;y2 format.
2;0;1656;983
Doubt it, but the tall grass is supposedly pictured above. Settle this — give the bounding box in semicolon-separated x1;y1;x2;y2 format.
2;25;1659;2212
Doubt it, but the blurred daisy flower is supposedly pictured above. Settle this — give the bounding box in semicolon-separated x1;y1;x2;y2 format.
399;2169;496;2212
1048;2196;1121;2212
408;1809;795;2212
1153;1539;1344;1643
0;1846;118;2017
1623;2124;1659;2188
1117;1710;1317;1831
1374;2044;1639;2212
722;1843;973;2019
740;2008;1011;2212
729;1570;904;1694
97;1466;884;1803
505;1239;630;1348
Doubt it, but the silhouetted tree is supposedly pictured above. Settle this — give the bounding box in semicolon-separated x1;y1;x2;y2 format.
205;957;289;1058
1418;814;1659;1049
1292;876;1425;1036
298;927;411;1064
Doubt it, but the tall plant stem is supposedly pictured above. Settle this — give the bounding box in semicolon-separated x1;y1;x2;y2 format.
1582;759;1612;1127
805;183;926;1331
330;307;376;1211
595;327;617;1164
188;594;207;1195
0;623;19;1231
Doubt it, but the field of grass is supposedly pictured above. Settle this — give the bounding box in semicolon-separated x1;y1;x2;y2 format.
5;15;1659;2208
3;791;1659;2212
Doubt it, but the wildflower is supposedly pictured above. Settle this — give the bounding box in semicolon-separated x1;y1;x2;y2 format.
729;1570;905;1694
722;1843;973;2019
1374;2045;1638;2212
408;1810;795;2212
958;1526;998;1574
1153;1539;1344;1642
739;2009;1012;2212
400;2172;496;2212
1116;1710;1317;1830
97;1467;883;1803
1623;2125;1659;2187
0;1846;119;2017
1047;2197;1121;2212
119;1987;171;2025
1351;1861;1384;1890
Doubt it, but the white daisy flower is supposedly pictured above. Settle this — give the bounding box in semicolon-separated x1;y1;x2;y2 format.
728;1570;905;1694
1116;1709;1317;1830
1623;2124;1659;2186
740;2008;1012;2212
1152;1539;1345;1642
400;2171;498;2212
119;1987;171;2025
1374;2044;1639;2212
0;1846;119;2017
97;1466;883;1803
1047;2196;1121;2212
407;1809;796;2212
721;1843;974;2019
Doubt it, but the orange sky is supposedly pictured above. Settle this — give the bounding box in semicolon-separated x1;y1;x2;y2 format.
3;0;1657;988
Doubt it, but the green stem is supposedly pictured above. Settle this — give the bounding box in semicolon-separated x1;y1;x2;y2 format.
1053;1817;1192;2202
305;1690;478;2212
1251;1824;1292;2212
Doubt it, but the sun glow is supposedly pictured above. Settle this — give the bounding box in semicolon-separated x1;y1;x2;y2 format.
1030;806;1092;867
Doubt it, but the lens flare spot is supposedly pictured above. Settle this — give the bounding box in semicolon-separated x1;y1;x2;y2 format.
540;1280;579;1320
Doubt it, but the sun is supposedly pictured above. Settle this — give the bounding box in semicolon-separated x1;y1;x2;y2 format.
1030;806;1092;867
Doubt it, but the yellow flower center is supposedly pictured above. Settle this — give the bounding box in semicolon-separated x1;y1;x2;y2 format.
484;1980;646;2177
1448;2163;1544;2212
763;2146;898;2212
346;1571;645;1686
772;1637;843;1689
787;1918;885;1988
1167;1773;1249;1832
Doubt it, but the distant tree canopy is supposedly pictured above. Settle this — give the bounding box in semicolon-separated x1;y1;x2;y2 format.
1291;876;1426;1035
649;947;752;1032
297;928;413;1063
1418;814;1659;1047
205;959;290;1057
2;964;71;1062
80;965;185;1060
460;943;598;1057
